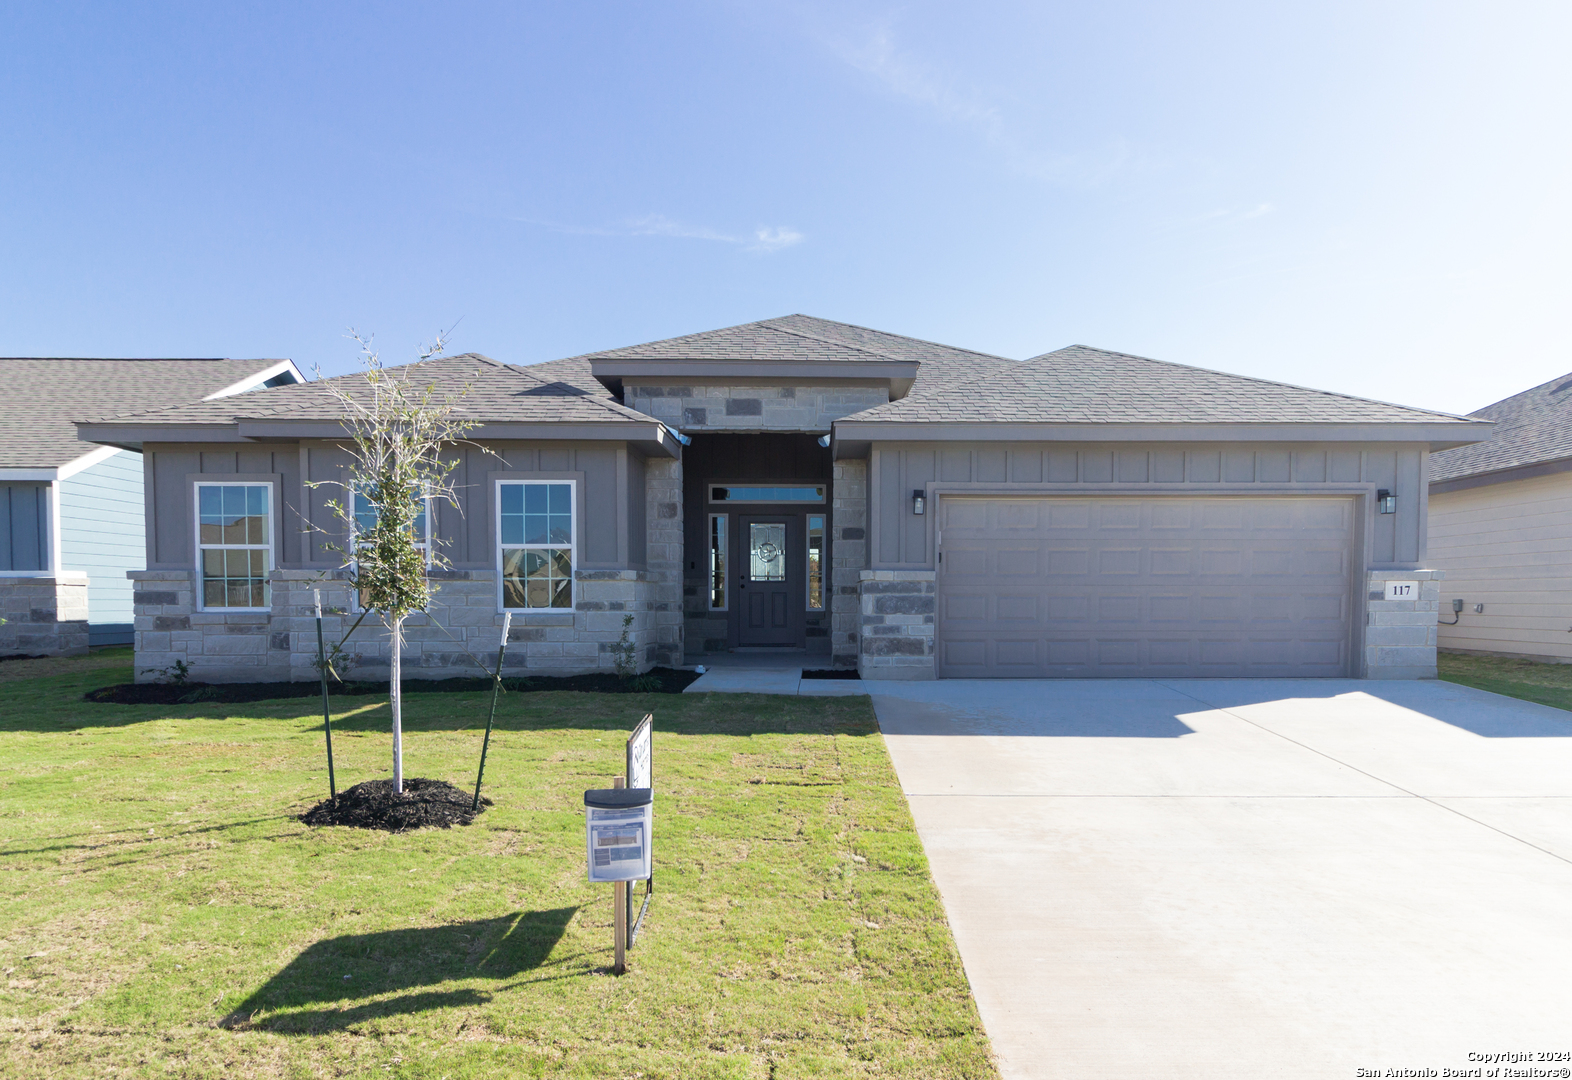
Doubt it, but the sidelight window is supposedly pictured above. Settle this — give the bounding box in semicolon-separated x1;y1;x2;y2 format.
806;514;824;610
708;514;727;610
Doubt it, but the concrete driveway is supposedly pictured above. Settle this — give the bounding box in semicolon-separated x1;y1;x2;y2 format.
858;678;1572;1079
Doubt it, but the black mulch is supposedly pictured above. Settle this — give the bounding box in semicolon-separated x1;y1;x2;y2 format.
84;667;702;705
801;668;861;680
300;778;490;832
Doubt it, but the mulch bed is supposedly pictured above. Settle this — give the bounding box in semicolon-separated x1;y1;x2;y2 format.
801;669;861;680
300;778;490;832
84;666;702;706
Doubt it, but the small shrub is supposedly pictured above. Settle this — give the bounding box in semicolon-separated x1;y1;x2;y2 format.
140;659;192;686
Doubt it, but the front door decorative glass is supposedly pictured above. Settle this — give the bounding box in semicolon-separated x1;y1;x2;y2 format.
749;522;786;582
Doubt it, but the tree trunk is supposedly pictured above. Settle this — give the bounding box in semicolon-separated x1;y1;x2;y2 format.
390;614;404;794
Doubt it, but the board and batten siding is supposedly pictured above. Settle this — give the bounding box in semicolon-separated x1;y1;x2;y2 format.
146;440;644;572
0;483;50;571
1428;470;1572;662
870;442;1428;570
58;450;145;644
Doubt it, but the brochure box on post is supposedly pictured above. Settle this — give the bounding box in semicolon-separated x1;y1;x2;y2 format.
584;788;653;884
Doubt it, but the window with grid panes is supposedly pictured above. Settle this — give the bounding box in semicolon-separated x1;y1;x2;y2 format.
497;481;574;609
196;483;272;609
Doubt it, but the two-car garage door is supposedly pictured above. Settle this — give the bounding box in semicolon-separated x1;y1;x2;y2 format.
937;495;1357;678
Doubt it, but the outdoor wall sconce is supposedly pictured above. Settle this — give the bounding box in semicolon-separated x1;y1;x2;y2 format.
1376;489;1397;514
912;489;926;515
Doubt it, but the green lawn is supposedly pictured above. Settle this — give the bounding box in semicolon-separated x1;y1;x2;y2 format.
1438;650;1572;712
0;649;995;1079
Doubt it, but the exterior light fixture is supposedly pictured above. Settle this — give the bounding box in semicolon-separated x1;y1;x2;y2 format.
912;489;926;515
1376;489;1397;514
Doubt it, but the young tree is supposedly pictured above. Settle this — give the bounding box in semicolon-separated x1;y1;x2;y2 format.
312;332;479;794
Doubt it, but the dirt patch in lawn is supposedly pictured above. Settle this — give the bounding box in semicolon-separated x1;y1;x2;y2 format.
300;778;490;831
83;666;701;705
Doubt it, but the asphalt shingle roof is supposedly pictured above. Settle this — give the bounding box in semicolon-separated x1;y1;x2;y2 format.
1429;370;1572;483
87;354;652;431
567;314;1016;373
843;345;1478;426
0;357;291;469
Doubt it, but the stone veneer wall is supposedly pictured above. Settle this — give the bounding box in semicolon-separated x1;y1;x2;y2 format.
626;385;888;433
1364;568;1442;679
0;575;90;657
856;569;936;679
128;453;684;683
644;456;685;667
832;459;868;669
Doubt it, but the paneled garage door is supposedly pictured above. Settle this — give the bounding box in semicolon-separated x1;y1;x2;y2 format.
936;496;1357;678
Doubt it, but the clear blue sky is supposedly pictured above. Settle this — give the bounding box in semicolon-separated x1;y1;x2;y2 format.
2;1;1567;414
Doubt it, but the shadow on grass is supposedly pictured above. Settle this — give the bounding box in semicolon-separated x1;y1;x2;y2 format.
226;907;578;1032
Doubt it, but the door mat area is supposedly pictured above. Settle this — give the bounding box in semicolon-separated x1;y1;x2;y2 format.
85;667;702;705
801;669;861;680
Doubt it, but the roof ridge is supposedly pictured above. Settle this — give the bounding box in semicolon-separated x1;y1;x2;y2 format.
767;314;1015;362
1029;345;1476;423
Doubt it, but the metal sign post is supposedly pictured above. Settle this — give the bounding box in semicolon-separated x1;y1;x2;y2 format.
314;590;337;800
584;783;653;976
625;713;654;944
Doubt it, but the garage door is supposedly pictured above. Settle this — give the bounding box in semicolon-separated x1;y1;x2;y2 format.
937;496;1356;678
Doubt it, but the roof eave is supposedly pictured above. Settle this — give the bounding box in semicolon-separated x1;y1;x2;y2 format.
831;419;1494;458
76;418;680;458
1430;454;1572;495
589;358;918;399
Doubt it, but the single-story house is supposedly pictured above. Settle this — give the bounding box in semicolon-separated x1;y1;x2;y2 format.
1427;369;1572;662
72;315;1490;682
0;357;303;656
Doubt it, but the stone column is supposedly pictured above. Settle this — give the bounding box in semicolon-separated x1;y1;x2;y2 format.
0;575;89;657
1364;569;1443;679
645;455;684;669
831;458;867;669
857;570;937;679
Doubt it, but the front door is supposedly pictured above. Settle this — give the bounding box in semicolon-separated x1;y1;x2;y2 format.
738;516;798;646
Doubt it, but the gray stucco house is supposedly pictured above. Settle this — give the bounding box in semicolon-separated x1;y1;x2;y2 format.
0;357;302;656
72;316;1490;682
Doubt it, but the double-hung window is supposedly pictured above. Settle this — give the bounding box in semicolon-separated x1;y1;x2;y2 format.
196;483;272;610
352;488;430;564
497;480;575;609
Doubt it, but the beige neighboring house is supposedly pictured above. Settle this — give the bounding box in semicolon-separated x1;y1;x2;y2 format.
1428;370;1572;662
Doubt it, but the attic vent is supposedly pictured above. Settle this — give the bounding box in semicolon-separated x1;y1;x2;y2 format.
1552;378;1572;395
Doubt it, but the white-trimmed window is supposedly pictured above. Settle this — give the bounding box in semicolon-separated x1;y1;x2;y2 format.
708;513;728;610
353;488;431;564
806;514;825;610
196;483;272;610
497;480;575;610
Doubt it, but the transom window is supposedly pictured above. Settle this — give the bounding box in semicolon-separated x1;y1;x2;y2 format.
709;485;824;503
196;483;272;610
497;481;575;609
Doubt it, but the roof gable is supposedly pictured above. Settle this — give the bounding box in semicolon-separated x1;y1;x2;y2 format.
1430;370;1572;483
0;357;299;470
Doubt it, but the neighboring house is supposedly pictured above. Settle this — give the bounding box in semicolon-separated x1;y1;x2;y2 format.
0;357;303;657
1427;371;1572;662
72;315;1490;683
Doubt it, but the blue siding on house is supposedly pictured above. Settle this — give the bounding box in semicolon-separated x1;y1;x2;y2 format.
0;483;49;571
59;452;145;645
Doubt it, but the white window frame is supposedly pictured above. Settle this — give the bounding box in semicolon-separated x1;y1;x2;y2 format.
194;481;275;612
495;478;578;613
352;486;433;568
708;512;728;611
806;513;825;611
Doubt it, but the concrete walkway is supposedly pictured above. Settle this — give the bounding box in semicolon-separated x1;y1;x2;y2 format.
688;664;1572;1078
